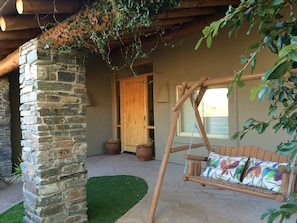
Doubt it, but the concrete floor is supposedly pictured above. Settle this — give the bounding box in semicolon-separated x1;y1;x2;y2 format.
0;153;295;222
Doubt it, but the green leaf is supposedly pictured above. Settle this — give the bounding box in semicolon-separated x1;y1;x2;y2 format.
280;203;297;212
258;87;267;100
240;55;247;64
267;211;282;223
290;36;297;44
244;118;255;128
279;44;297;58
206;35;213;48
261;208;277;220
288;50;297;62
270;0;284;6
262;61;291;80
239;129;248;140
212;20;223;38
273;122;282;132
195;38;204;50
202;26;211;36
250;85;260;100
237;79;245;87
231;131;240;140
254;122;269;134
247;42;260;50
277;142;297;156
250;80;266;100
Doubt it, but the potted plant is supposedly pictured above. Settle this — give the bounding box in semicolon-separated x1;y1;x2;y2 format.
136;142;153;161
105;139;121;155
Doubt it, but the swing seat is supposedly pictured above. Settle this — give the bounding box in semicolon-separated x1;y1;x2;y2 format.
182;145;296;202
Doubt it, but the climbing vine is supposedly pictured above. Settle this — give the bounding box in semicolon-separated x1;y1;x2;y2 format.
42;0;182;71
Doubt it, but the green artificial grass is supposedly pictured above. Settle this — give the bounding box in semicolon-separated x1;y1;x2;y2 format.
0;202;24;223
0;175;148;223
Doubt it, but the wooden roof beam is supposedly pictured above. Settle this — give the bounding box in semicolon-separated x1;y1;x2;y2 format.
152;17;196;27
156;7;221;19
177;0;240;9
0;48;15;56
110;13;225;58
16;0;81;15
107;25;177;49
0;39;27;49
0;15;69;31
0;0;16;15
0;49;19;77
0;29;41;40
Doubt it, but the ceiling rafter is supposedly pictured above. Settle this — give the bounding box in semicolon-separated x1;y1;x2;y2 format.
0;0;240;77
16;0;81;14
178;0;239;8
0;29;40;40
155;7;222;19
0;14;69;31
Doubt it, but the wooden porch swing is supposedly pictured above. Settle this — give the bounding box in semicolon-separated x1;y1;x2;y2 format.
147;73;297;223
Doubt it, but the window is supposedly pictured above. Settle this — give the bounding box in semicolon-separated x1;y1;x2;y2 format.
177;86;229;139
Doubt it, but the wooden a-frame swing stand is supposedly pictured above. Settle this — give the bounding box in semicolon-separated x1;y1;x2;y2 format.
147;73;297;223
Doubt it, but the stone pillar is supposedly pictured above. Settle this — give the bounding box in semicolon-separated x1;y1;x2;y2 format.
19;39;88;223
0;78;12;178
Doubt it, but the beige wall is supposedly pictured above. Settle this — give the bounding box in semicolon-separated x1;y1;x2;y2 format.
85;27;289;163
86;54;113;156
151;27;286;163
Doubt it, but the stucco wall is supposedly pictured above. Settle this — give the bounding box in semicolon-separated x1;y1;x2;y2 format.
85;54;113;156
151;28;286;164
85;27;289;164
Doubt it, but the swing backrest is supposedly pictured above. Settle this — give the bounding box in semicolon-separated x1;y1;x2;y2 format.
211;145;290;163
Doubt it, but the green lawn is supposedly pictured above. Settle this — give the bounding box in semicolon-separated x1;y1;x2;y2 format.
0;175;148;223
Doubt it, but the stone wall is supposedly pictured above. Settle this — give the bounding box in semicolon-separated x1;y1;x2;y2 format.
19;38;88;223
0;78;12;178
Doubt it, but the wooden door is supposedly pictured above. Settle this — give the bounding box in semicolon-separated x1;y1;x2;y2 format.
120;76;148;152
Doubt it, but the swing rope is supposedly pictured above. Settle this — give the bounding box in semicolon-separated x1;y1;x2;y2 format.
285;152;297;201
183;92;200;176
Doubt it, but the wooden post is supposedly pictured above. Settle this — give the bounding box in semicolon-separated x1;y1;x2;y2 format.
147;79;206;222
146;83;186;223
192;87;212;152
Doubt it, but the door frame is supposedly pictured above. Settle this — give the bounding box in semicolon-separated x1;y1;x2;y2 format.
112;72;154;153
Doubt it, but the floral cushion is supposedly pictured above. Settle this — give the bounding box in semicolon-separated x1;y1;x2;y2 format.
241;158;287;192
201;152;249;183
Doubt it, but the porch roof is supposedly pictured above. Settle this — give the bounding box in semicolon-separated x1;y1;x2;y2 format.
0;0;239;76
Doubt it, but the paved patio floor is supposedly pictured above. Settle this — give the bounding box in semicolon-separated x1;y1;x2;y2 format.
0;153;295;222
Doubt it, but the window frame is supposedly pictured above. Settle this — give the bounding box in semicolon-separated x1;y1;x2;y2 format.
176;85;231;140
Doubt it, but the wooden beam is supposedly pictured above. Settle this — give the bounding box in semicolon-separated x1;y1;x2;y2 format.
177;0;240;9
0;0;16;15
0;39;27;49
0;48;16;56
16;0;81;15
107;25;175;49
0;29;41;40
171;70;297;113
0;0;10;12
0;49;19;77
156;7;221;19
0;15;68;31
152;17;196;27
111;13;224;57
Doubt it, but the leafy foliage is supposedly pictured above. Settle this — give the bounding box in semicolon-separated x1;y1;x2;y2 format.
261;193;297;223
46;0;181;71
196;0;297;222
